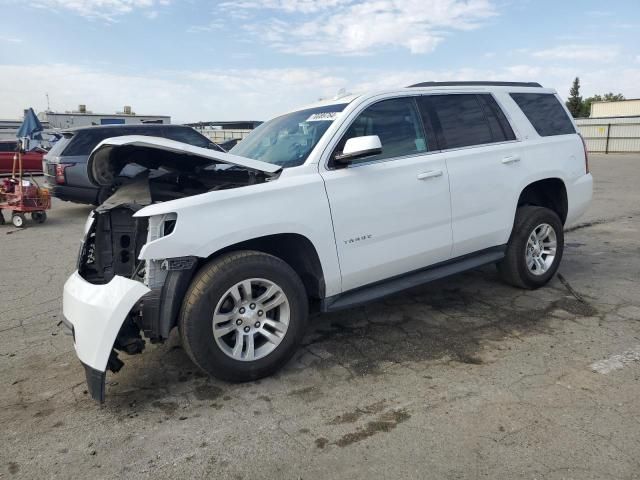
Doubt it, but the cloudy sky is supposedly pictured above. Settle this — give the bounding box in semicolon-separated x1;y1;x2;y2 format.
0;0;638;123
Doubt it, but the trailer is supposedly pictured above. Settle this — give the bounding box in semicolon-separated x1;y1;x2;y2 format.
0;145;51;227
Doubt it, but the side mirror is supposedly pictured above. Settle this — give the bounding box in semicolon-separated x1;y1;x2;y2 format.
334;135;382;164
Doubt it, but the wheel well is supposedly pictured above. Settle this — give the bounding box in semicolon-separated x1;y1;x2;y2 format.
517;178;568;224
208;233;326;300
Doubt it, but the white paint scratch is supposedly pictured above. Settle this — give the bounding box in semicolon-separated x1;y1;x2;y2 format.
590;346;640;374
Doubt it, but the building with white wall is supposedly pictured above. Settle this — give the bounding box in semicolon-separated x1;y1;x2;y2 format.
38;105;170;129
590;99;640;118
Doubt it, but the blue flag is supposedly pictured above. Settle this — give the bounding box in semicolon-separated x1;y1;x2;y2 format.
17;108;43;139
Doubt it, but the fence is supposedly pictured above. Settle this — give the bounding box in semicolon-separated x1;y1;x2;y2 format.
575;117;640;153
194;128;253;144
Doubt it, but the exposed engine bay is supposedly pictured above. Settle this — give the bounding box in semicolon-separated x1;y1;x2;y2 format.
76;137;280;373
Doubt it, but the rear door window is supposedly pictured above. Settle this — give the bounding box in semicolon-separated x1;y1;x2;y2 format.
0;142;17;152
422;94;493;149
510;93;575;137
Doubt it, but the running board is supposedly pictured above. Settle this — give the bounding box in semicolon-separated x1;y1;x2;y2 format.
321;246;506;312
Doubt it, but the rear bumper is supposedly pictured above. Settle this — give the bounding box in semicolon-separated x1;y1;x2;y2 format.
566;173;593;227
45;180;98;204
63;271;150;400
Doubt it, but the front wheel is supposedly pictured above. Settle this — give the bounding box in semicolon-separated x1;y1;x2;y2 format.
497;206;564;289
179;251;308;382
11;213;26;228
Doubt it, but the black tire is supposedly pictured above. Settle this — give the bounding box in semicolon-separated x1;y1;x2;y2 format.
31;211;47;224
0;210;5;225
497;206;564;289
179;250;308;382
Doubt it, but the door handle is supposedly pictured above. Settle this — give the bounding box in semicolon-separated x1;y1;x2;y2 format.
417;170;443;180
501;155;521;164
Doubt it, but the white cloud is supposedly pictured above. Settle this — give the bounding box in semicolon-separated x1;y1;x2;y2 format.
349;65;640;101
585;10;614;17
221;0;342;14
611;22;640;30
1;63;639;123
32;0;170;21
187;21;223;34
0;64;346;123
226;0;497;55
0;36;23;43
532;44;620;62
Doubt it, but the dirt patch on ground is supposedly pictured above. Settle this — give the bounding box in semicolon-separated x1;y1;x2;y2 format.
194;384;224;401
288;386;323;402
334;409;411;447
327;400;387;425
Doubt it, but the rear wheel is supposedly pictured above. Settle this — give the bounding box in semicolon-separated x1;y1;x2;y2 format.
497;206;564;289
179;251;308;382
31;211;47;224
11;213;25;228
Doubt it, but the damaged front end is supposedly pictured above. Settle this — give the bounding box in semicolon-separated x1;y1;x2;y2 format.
63;136;280;402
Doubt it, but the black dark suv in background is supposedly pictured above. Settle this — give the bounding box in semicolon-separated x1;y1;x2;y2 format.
43;124;222;205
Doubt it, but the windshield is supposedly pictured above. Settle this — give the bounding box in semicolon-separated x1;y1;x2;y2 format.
230;103;348;168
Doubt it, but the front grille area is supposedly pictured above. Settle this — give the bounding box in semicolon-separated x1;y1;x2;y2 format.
78;208;148;284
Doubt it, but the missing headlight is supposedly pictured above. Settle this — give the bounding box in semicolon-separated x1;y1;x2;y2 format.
163;219;176;236
147;212;178;242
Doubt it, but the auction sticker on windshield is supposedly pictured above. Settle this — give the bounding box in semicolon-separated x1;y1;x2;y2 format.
306;112;340;122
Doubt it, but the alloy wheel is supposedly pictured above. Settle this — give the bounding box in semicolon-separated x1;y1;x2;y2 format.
525;223;557;275
212;278;290;361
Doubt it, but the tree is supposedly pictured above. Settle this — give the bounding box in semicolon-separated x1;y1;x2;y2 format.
566;77;583;118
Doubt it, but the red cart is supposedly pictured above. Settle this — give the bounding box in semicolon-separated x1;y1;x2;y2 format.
0;146;51;227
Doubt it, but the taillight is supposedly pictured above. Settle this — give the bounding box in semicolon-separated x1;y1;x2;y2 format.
579;134;589;174
55;163;74;185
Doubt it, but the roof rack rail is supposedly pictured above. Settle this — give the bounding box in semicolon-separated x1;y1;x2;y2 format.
408;81;542;88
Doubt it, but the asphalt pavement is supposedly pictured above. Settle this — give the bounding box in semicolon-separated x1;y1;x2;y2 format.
1;154;639;479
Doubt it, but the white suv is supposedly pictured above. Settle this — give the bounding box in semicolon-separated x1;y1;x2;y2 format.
62;81;593;401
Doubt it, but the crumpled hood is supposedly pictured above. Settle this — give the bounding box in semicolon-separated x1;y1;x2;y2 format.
87;135;282;187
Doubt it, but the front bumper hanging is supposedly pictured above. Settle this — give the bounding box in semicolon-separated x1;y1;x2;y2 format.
63;271;150;402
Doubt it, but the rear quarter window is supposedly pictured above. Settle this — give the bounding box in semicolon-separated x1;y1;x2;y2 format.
45;136;72;158
510;93;575;137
